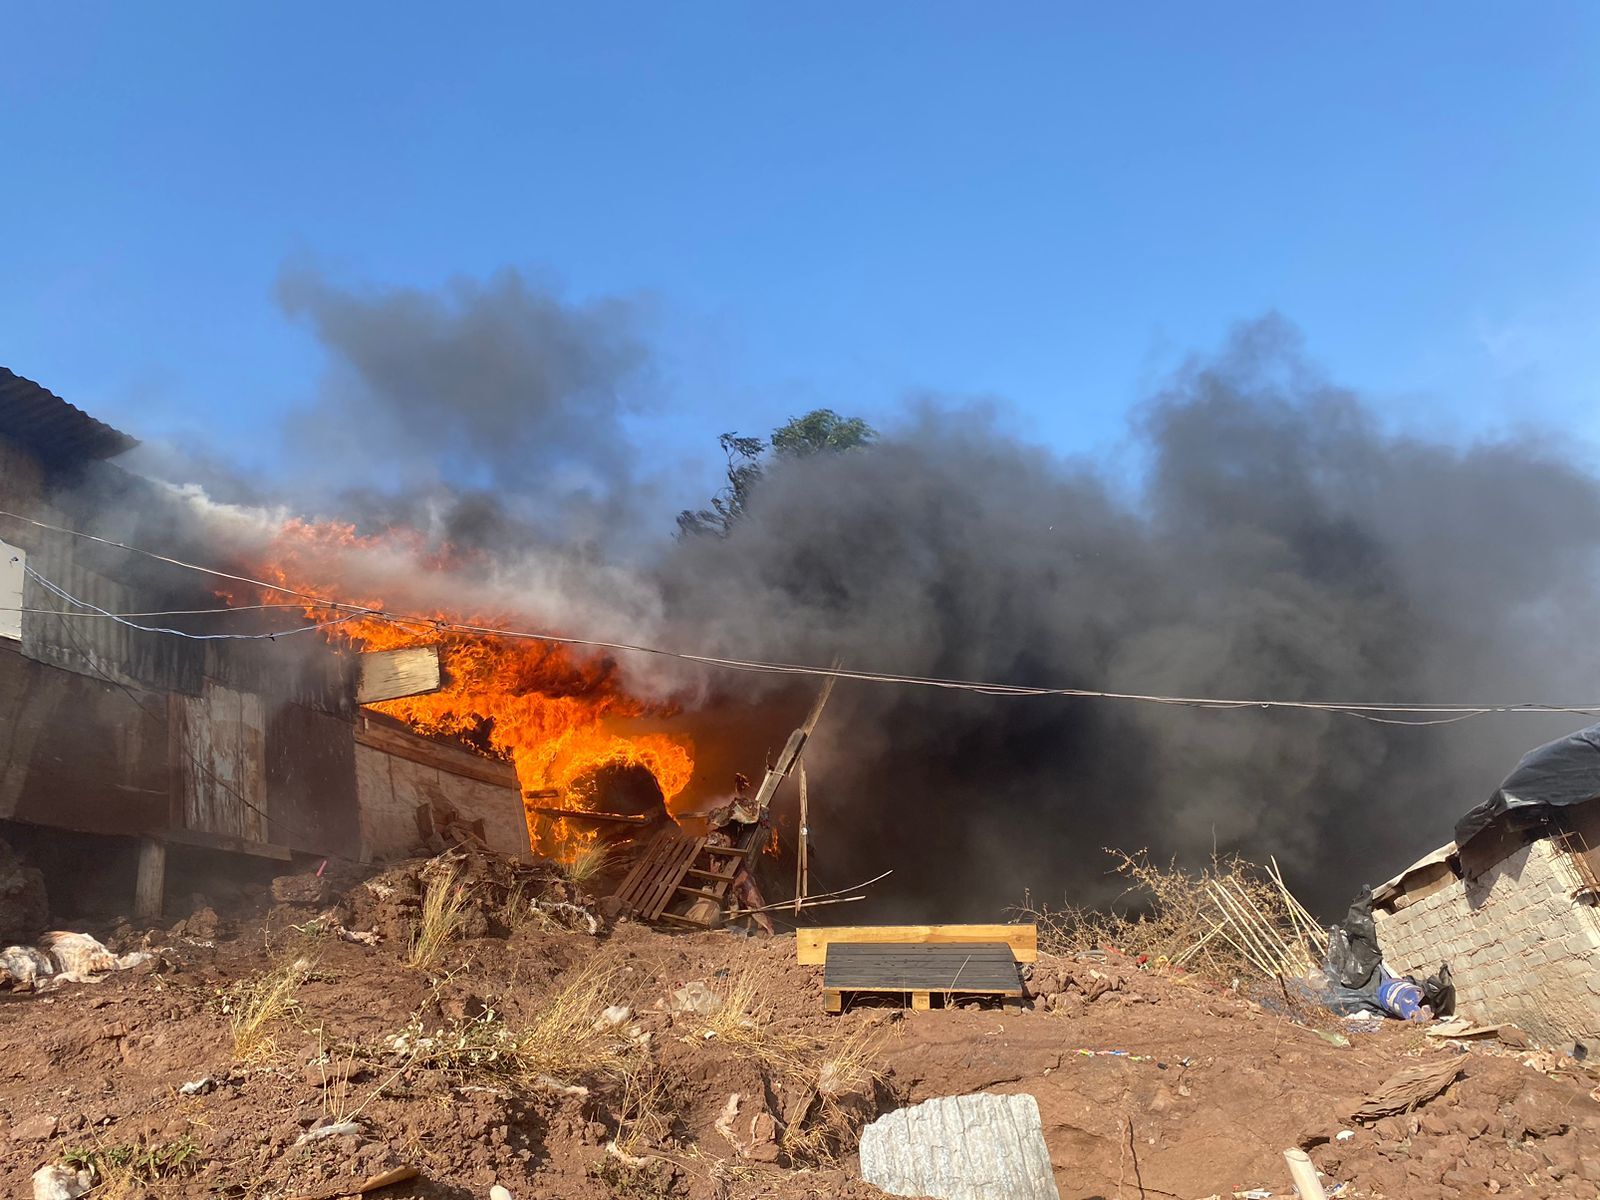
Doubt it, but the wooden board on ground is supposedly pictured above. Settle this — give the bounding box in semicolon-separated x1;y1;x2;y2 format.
822;941;1023;1013
797;923;1036;965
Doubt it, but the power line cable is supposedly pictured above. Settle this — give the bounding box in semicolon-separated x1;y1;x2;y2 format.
6;507;1600;722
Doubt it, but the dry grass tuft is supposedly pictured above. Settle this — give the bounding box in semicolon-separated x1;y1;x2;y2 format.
407;869;468;972
560;842;614;886
694;968;889;1164
393;954;642;1086
227;948;316;1061
1017;848;1324;985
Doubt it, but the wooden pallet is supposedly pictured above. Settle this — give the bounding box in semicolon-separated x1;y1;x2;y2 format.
610;825;765;927
822;941;1023;1013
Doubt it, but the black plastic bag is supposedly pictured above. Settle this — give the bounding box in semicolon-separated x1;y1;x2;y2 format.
1324;886;1383;990
1421;962;1455;1017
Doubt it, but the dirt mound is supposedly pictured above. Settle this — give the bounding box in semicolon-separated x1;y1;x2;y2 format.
0;851;1597;1198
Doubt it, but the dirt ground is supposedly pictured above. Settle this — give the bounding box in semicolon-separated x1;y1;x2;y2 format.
3;850;1600;1200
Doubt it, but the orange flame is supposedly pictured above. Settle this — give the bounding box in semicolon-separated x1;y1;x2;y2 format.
256;519;693;858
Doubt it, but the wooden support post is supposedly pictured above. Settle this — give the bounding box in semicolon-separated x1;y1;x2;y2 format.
824;989;843;1014
134;837;166;921
911;991;932;1012
794;763;809;916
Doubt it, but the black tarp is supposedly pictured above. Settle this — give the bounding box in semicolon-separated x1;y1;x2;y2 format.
1455;722;1600;847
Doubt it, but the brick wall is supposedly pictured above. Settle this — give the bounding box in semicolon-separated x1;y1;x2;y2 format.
1375;836;1600;1046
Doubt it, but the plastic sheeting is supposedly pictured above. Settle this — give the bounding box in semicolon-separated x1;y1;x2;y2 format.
1455;721;1600;847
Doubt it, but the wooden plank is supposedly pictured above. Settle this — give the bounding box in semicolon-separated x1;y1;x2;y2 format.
824;989;843;1015
354;717;518;788
156;826;293;861
911;991;931;1011
529;805;649;825
356;646;442;704
797;923;1037;965
684;867;737;883
134;836;165;920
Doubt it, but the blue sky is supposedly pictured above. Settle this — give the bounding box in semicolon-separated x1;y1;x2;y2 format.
4;4;1598;508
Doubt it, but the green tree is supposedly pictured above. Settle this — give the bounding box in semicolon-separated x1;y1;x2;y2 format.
676;409;876;538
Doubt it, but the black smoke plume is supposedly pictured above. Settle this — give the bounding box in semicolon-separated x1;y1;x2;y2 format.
101;275;1600;918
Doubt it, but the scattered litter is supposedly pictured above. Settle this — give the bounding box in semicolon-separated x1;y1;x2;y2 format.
2;933;149;991
532;1074;588;1098
605;1140;656;1167
1234;1190;1273;1199
1334;1129;1354;1141
592;1004;631;1031
859;1092;1061;1200
31;1165;91;1200
529;899;600;935
1065;1048;1190;1067
294;1120;361;1147
1349;1056;1462;1121
285;1165;420;1199
179;1076;215;1096
490;1187;514;1200
1310;1029;1350;1048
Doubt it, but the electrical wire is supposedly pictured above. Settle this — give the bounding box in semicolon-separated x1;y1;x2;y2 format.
7;507;1600;722
23;564;363;641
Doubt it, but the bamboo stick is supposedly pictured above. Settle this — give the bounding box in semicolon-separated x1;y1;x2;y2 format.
1229;877;1308;975
1209;880;1288;976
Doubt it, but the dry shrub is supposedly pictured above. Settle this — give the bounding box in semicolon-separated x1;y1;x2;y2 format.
560;842;614;886
226;948;316;1061
696;968;889;1164
393;954;642;1085
1018;848;1323;985
407;869;468;971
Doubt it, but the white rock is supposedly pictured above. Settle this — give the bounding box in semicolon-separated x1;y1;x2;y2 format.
667;981;722;1016
859;1092;1060;1200
31;1166;90;1200
593;1004;631;1031
489;1187;514;1200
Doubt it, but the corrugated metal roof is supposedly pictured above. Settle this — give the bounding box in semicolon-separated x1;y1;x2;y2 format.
0;368;138;466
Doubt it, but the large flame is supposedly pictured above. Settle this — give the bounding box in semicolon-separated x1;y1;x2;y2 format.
255;519;694;857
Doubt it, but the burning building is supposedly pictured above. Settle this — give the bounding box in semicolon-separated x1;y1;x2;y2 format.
0;367;639;926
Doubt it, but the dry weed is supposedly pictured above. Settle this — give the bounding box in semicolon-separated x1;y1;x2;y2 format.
694;969;888;1165
226;948;316;1061
561;842;614;886
1017;847;1322;986
392;954;641;1085
63;1134;203;1194
407;869;468;972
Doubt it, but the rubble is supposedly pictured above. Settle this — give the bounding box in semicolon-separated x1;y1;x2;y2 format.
30;1166;90;1200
